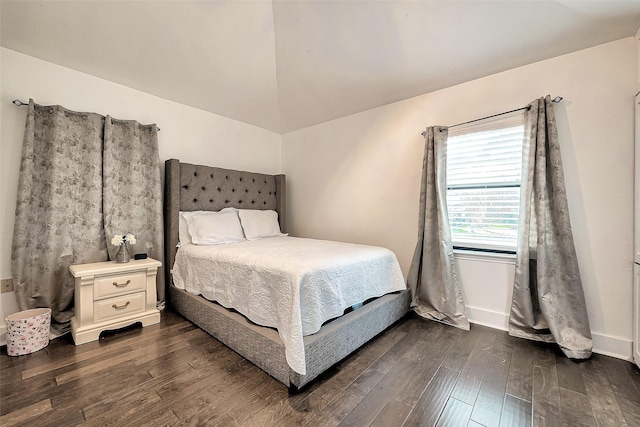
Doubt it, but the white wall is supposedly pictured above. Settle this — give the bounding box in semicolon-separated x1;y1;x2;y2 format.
636;27;640;93
0;48;282;343
283;38;636;360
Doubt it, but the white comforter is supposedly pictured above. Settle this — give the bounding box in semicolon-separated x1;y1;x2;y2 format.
172;236;406;375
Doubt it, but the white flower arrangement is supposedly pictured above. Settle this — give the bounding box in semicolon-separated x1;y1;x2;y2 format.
111;233;136;246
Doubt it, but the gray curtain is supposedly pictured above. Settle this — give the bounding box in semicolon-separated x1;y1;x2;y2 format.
12;101;108;330
509;96;592;359
408;126;470;330
12;100;164;331
103;117;164;301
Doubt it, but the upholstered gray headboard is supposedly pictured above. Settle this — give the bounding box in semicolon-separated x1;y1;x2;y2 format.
164;159;285;303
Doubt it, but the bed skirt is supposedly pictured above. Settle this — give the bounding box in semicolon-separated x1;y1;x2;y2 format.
170;286;410;389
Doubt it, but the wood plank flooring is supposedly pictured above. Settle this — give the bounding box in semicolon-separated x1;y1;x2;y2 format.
1;310;639;427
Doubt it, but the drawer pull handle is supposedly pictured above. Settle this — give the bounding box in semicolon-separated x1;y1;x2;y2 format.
112;301;131;310
113;280;131;288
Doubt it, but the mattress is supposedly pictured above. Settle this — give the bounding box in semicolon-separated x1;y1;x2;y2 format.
172;236;406;375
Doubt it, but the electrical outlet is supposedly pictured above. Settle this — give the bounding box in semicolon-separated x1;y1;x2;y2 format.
1;279;14;293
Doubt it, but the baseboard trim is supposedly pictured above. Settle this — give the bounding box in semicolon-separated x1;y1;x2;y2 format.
591;333;633;361
0;323;6;347
467;305;509;331
466;306;633;361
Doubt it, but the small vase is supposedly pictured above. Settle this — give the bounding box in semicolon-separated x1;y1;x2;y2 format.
115;243;131;263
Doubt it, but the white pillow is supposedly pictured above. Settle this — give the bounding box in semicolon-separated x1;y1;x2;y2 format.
238;209;286;240
179;210;207;246
183;209;246;245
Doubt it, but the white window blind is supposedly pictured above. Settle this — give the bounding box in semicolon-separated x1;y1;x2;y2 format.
446;116;525;251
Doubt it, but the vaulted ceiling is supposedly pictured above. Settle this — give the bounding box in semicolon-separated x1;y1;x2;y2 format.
2;1;640;134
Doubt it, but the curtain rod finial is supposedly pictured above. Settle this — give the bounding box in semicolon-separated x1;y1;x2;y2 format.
13;99;25;106
552;96;563;103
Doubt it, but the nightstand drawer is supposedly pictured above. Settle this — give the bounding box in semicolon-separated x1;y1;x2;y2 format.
94;271;146;300
94;292;145;323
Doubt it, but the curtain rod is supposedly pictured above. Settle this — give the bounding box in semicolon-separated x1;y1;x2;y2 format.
12;99;161;131
421;96;563;137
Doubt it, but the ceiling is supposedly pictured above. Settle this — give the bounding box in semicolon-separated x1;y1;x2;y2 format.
2;1;640;134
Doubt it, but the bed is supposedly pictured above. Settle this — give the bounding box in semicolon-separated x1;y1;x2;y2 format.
164;159;410;389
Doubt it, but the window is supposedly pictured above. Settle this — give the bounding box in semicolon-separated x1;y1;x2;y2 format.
446;114;525;252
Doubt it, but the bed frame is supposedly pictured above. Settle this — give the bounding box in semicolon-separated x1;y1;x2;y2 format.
164;159;410;389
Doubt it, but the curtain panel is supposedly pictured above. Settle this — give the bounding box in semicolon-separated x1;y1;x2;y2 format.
12;100;164;331
407;126;470;330
509;96;592;359
104;117;165;300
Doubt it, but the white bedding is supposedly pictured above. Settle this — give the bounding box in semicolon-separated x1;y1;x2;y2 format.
172;236;406;375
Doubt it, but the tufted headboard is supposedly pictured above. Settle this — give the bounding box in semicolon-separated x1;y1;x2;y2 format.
163;159;286;302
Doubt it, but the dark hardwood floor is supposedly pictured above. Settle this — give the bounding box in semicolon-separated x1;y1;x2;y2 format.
1;309;639;427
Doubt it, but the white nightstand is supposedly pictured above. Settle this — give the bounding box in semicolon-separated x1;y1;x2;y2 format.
70;258;161;345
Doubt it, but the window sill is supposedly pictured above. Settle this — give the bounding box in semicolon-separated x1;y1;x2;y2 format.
453;248;516;264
